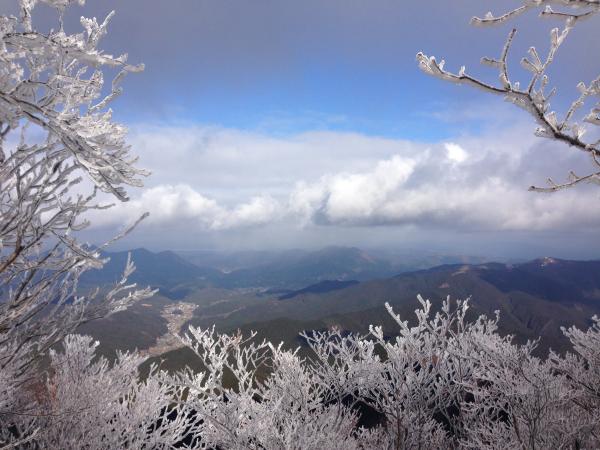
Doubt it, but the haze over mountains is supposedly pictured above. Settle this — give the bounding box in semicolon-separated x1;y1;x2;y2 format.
82;246;492;294
78;246;600;368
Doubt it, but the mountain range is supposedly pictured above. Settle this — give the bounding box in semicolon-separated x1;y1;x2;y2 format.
80;248;220;299
83;246;494;295
77;247;600;367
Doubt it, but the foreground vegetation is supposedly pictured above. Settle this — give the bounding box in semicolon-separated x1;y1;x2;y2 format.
4;296;600;449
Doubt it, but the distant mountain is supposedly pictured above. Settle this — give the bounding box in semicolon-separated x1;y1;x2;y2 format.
84;246;352;296
176;247;503;289
90;247;506;297
367;248;494;272
176;249;307;273
278;279;360;300
80;248;222;299
83;255;600;369
500;258;600;303
84;245;456;299
219;246;394;289
183;258;600;355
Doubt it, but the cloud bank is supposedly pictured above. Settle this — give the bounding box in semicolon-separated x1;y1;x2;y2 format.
89;122;600;240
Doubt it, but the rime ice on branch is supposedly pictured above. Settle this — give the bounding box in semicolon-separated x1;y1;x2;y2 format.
173;296;600;449
0;0;155;445
417;0;600;192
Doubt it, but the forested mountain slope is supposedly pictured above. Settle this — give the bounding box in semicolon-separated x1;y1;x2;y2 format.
103;257;600;371
187;259;599;355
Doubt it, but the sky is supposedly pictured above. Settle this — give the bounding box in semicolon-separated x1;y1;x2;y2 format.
14;0;600;258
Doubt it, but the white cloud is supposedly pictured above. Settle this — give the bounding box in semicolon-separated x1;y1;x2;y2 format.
89;184;281;231
219;195;281;229
285;154;599;231
89;122;600;238
289;155;416;224
444;142;468;163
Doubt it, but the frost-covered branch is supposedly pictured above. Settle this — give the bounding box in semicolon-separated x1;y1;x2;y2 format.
171;296;600;448
169;326;374;449
2;335;192;449
0;0;154;445
417;0;600;191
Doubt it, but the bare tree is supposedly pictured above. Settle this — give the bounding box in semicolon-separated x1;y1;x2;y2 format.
417;0;600;192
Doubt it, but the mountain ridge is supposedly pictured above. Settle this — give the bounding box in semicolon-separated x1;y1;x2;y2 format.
79;249;600;367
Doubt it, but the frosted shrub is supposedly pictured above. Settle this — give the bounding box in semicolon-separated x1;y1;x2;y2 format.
169;327;374;449
176;297;600;449
16;335;192;449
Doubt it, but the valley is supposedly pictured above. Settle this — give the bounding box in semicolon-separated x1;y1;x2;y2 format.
79;247;600;370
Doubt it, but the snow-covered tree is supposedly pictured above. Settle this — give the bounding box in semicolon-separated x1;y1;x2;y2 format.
458;327;581;448
304;297;464;448
0;0;156;445
417;0;600;192
3;335;193;449
174;297;600;449
547;317;600;444
169;327;376;449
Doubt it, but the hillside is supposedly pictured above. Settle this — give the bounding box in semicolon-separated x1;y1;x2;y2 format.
218;246;394;289
80;254;600;369
183;259;600;355
80;248;223;299
278;279;360;300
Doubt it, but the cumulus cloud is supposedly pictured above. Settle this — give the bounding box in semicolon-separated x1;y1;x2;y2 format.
286;153;599;231
90;184;281;231
89;122;600;240
444;142;468;163
289;155;416;224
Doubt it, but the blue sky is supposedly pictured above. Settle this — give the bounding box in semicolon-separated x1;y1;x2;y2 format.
23;0;599;140
34;0;578;136
58;0;595;139
15;0;600;258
